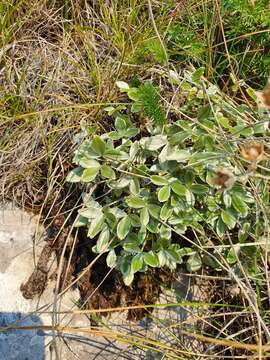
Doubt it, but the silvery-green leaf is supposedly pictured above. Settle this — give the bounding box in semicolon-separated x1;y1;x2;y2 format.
160;224;171;240
221;210;236;230
144;251;159;267
117;215;132;240
238;222;250;243
83;197;101;209
107;131;122;140
129;178;140;195
120;258;130;275
66;167;83;182
160;202;173;221
185;189;195;205
171;181;187;196
78;158;100;169
101;165;116;179
232;194;249;217
216;218;226;237
169;131;190;146
191;67;205;82
107;207;126;219
74;140;100;159
109;177;130;189
96;225;110;253
129;141;140;160
157;250;167;266
147;220;159;233
190;184;209;194
74;215;88;227
166;248;181;263
115;81;129;91
91;136;106;156
188;152;220;166
148;204;160;219
165;146;190;162
158;144;168;163
123;270;134;286
106;249;117;268
127;88;140;101
142;135;167;151
150;175;169;186
87;213;104;239
79;207;102;219
131;254;144;273
177;248;195;257
131;102;142;113
124;128;139;138
82;167;100;182
129;214;141;227
115;116;127;131
158;186;171;202
187;253;202;272
138;225;147;243
123;238;140;253
226;245;240;264
140;208;149;226
103;105;115;115
125;196;145;208
105;149;129;160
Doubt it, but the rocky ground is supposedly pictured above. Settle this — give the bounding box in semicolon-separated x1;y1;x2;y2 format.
0;204;206;359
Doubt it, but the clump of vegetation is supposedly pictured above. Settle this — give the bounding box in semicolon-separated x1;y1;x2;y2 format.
166;0;270;86
1;0;270;357
68;69;269;288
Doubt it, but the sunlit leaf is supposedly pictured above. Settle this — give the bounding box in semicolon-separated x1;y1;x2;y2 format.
171;181;187;196
66;167;83;182
115;81;129;91
150;175;169;186
96;225;110;252
91;136;106;156
131;254;144;273
221;210;236;230
129;178;140;195
82;166;100;182
158;185;171;202
140;208;149;226
232;194;249;217
101;165;116;179
143;135;167;151
87;213;105;239
126;196;145;208
144;251;159;267
106;249;117;268
117;215;132;239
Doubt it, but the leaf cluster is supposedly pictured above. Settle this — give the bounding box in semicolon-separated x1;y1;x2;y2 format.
67;72;269;285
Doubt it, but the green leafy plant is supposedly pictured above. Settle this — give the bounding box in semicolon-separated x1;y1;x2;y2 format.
166;0;270;84
67;71;269;285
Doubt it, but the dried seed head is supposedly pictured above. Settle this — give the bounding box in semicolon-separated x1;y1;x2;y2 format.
239;142;264;162
227;284;241;298
255;79;270;110
212;168;235;190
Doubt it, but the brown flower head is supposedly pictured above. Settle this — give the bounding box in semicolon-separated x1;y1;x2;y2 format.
255;79;270;110
239;142;264;162
212;168;235;190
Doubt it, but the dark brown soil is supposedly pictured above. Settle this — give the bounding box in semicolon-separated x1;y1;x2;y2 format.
73;239;173;320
